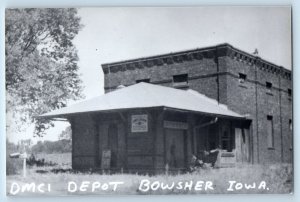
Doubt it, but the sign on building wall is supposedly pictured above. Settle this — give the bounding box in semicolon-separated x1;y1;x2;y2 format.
163;120;188;130
131;114;148;132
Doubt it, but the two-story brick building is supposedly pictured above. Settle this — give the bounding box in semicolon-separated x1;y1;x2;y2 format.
40;43;292;173
101;43;293;164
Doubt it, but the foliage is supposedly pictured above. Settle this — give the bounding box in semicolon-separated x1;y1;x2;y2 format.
31;139;72;154
6;138;72;175
5;8;84;137
58;126;72;140
35;152;71;167
27;154;58;167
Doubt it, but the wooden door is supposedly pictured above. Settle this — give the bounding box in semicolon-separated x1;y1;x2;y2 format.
235;128;242;162
235;128;250;163
165;129;186;169
108;124;118;168
242;129;250;162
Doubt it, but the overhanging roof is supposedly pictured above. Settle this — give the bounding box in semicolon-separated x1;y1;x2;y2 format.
38;82;245;119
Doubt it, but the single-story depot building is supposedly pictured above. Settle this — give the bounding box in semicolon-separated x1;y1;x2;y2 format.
39;82;251;173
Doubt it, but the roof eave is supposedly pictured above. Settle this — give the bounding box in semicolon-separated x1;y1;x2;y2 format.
36;106;247;121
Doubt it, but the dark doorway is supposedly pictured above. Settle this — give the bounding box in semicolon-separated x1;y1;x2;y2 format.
196;126;209;159
165;129;186;169
108;124;118;168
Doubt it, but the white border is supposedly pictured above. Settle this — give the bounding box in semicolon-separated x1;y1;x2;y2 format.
0;1;298;202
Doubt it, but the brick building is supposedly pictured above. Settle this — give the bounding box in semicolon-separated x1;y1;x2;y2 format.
40;43;292;173
101;43;293;164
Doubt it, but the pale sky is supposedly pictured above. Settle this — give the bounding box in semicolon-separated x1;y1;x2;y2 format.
75;6;291;99
7;6;292;144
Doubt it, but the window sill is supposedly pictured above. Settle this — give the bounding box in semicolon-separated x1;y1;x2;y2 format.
267;147;275;150
173;83;189;89
266;92;273;96
238;84;248;89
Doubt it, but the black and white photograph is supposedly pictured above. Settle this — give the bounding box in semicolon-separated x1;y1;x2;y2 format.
5;6;293;195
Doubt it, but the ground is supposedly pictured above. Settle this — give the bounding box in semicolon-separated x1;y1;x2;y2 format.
6;153;293;196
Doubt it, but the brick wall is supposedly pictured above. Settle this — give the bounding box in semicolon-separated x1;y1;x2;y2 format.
101;43;292;164
280;76;293;163
224;54;292;163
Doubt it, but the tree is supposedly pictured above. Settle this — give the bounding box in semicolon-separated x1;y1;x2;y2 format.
30;139;72;154
58;126;72;140
6;8;84;137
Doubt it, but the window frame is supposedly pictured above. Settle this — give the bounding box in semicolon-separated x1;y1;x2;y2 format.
266;81;273;89
238;73;247;83
267;115;274;149
172;73;189;88
136;78;150;83
288;88;292;97
289;119;292;131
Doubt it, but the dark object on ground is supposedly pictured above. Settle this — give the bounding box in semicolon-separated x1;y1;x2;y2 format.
26;154;58;167
9;153;21;158
189;155;204;171
51;168;73;174
36;170;49;174
206;150;219;167
190;150;220;171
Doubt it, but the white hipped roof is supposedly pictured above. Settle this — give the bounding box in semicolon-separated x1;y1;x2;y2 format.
38;82;244;119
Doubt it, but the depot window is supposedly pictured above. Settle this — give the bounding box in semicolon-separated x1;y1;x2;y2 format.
173;74;188;87
136;78;150;83
267;115;274;149
238;73;247;83
266;82;272;89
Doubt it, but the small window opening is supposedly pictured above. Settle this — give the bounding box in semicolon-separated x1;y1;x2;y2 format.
173;74;188;87
239;73;247;83
267;115;274;148
136;78;150;83
221;131;230;151
289;119;292;131
288;88;292;96
266;82;272;89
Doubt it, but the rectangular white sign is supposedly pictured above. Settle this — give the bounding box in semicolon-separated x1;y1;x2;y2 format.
131;114;148;132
